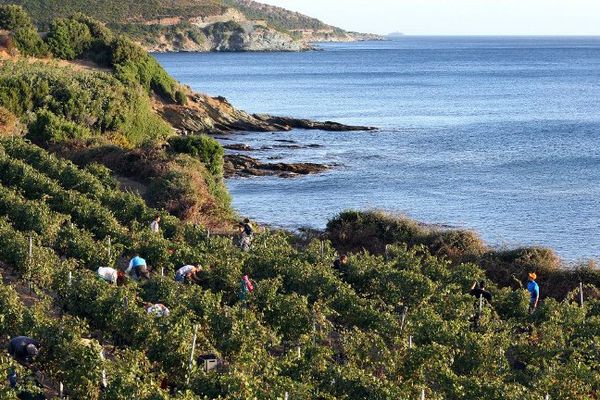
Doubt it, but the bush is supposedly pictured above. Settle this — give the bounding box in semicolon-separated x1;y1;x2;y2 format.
27;109;92;143
168;135;224;177
0;5;47;56
46;17;93;60
175;89;187;105
111;36;179;101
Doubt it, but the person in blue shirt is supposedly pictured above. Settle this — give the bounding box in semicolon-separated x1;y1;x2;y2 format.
126;254;150;280
527;272;540;313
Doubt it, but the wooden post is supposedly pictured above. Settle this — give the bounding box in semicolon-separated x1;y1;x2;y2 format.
579;282;584;307
28;235;33;258
479;294;484;315
101;369;107;389
385;245;389;261
420;388;425;400
68;271;72;286
187;324;199;384
206;229;210;239
107;236;111;261
408;336;413;349
59;382;63;398
297;346;301;360
545;394;550;400
161;267;164;279
320;240;324;258
284;392;289;400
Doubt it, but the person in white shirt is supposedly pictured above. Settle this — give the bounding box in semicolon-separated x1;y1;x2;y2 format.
175;264;201;283
97;267;118;284
150;215;161;233
146;303;170;318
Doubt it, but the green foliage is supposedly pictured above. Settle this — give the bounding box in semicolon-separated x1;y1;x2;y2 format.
28;109;92;143
168;135;224;177
46;17;92;60
0;60;172;146
111;36;179;101
0;4;47;56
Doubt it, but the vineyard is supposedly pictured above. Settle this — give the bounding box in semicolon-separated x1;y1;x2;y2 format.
0;4;598;400
0;140;597;399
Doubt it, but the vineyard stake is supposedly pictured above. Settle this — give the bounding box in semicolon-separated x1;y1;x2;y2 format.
187;324;199;384
579;281;584;307
107;236;111;261
101;369;107;389
479;294;483;316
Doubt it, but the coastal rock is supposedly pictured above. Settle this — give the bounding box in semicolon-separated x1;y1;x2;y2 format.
253;115;377;132
156;92;377;135
224;143;255;151
224;154;329;178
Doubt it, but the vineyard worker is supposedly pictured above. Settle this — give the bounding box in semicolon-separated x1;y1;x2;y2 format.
175;264;202;283
146;303;170;318
469;280;492;302
127;254;150;280
239;219;254;252
8;336;40;365
333;254;349;274
238;275;255;301
97;267;118;284
527;273;540;313
150;215;161;233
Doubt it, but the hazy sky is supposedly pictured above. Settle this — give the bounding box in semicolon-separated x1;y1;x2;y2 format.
258;0;600;36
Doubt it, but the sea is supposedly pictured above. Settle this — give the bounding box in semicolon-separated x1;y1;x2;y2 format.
154;37;600;261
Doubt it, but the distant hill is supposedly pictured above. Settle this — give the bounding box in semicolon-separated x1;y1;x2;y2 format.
0;0;382;51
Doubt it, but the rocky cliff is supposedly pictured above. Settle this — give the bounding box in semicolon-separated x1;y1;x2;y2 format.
3;0;382;52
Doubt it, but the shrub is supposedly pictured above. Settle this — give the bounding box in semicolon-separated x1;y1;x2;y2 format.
46;17;93;60
0;5;47;56
168;135;224;177
175;89;188;105
111;36;179;101
27;109;92;143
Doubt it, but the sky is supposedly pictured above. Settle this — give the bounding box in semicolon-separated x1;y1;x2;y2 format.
258;0;600;36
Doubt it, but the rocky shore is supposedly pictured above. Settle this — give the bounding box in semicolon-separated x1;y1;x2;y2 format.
157;92;376;135
224;154;330;178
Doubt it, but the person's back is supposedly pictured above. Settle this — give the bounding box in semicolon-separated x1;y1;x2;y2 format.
150;215;160;233
97;267;118;284
469;281;492;302
175;264;198;283
8;336;40;364
128;256;149;280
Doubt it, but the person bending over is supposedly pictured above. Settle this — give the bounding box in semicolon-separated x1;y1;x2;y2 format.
175;264;202;283
8;336;40;366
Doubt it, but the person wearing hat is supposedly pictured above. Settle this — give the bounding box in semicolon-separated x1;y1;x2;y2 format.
8;336;40;365
527;272;540;313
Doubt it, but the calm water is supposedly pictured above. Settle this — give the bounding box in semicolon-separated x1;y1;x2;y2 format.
155;37;600;260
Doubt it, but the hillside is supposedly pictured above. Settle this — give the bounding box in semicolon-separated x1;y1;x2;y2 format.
0;5;598;400
0;0;382;52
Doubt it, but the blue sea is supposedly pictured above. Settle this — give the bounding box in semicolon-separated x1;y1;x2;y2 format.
155;37;600;261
